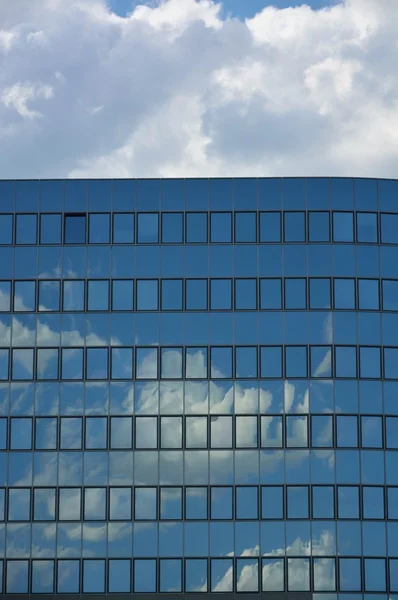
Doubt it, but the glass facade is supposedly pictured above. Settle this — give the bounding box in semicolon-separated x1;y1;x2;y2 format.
0;177;398;597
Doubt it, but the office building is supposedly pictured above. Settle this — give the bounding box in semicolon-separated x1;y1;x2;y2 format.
0;177;398;597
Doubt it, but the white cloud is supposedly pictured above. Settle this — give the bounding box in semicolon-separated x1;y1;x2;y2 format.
0;0;397;178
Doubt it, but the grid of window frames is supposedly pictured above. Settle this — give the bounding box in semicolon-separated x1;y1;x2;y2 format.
0;177;398;596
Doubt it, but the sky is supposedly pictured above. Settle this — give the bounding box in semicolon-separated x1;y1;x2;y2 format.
0;0;398;179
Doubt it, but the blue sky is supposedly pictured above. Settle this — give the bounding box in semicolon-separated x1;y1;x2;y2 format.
109;0;337;18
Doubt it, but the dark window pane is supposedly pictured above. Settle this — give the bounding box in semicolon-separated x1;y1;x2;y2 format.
0;215;13;244
309;278;331;309
112;279;134;310
161;279;183;310
285;278;306;309
210;279;232;310
64;214;86;244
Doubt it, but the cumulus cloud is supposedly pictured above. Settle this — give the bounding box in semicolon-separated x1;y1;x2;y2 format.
0;0;397;178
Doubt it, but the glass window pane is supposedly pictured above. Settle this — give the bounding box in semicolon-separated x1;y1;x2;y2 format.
137;280;158;310
285;346;307;378
357;212;378;242
335;346;357;378
358;279;379;309
63;280;85;311
186;213;207;242
89;213;110;243
0;215;13;244
260;278;282;309
235;278;257;310
235;212;256;242
64;214;86;244
186;279;207;310
308;212;330;241
83;560;105;593
333;212;354;242
210;212;232;242
161;279;182;310
287;486;309;518
86;348;108;380
312;486;334;518
112;279;134;310
285;278;306;309
14;281;36;312
284;212;306;242
87;280;109;311
12;349;34;380
40;214;61;244
381;213;398;243
61;348;84;380
113;213;134;243
16;214;37;244
210;347;232;378
309;278;331;309
360;346;381;378
259;212;281;242
383;280;398;311
137;213;159;243
334;278;355;309
109;559;131;593
384;348;398;379
134;559;157;592
38;281;60;311
162;213;183;243
210;279;231;310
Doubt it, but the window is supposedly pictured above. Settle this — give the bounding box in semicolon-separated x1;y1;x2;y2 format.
260;278;282;309
259;212;281;242
261;486;283;518
161;212;183;243
360;346;381;378
136;279;158;310
14;280;36;311
235;279;257;310
335;346;357;378
112;279;134;310
286;415;308;447
334;278;355;309
86;348;108;380
337;486;359;519
112;212;135;243
235;212;256;242
261;415;282;447
309;278;331;309
285;278;306;309
161;279;183;310
210;212;232;243
285;346;307;378
210;279;231;310
357;212;378;242
38;280;60;311
64;214;86;244
284;212;306;242
87;280;109;311
287;486;309;518
40;214;61;244
381;213;398;243
0;215;13;244
308;211;330;241
235;346;257;378
63;280;85;311
358;278;379;310
186;213;207;242
16;214;37;244
384;347;398;379
137;213;159;243
186;279;207;310
210;347;232;378
383;279;398;311
333;212;354;242
312;486;334;518
89;213;110;243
